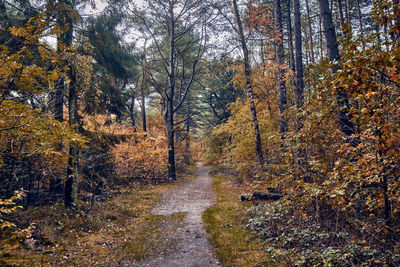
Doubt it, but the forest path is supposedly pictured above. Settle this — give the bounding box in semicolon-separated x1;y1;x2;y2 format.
137;162;221;267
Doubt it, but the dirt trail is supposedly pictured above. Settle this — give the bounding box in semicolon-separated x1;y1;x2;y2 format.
138;162;221;267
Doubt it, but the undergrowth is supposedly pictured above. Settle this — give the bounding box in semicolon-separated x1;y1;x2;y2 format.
246;200;400;266
203;175;282;267
0;167;195;266
204;173;400;266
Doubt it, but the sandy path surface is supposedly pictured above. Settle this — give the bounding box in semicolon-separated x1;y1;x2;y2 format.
138;163;221;267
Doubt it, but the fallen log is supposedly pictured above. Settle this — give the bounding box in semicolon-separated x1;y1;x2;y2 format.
241;191;283;201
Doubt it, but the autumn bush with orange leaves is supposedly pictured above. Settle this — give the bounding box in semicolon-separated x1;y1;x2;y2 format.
113;130;168;181
110;114;186;182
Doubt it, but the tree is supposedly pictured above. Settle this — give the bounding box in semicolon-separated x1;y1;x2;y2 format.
232;0;264;167
132;0;213;180
202;59;242;125
85;13;136;116
304;0;315;62
139;37;148;132
47;0;76;201
274;0;288;137
0;9;85;205
287;0;295;72
336;0;345;28
318;0;355;137
48;0;97;207
52;0;80;207
293;0;306;178
294;0;304;121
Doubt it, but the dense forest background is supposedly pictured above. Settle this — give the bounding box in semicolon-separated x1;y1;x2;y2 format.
1;0;400;265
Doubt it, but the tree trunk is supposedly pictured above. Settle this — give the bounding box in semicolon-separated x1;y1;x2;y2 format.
53;31;67;197
130;95;136;131
287;0;296;72
304;27;310;65
165;101;176;180
274;0;288;137
319;11;324;58
305;0;315;62
336;0;345;28
140;87;147;132
345;0;351;25
54;80;64;124
319;0;340;60
65;68;79;208
55;0;80;208
184;102;190;165
294;0;307;178
54;0;72;123
294;0;304;118
232;0;264;167
140;43;147;132
166;4;177;180
392;0;400;41
355;0;365;48
318;0;355;137
52;0;74;198
260;40;267;75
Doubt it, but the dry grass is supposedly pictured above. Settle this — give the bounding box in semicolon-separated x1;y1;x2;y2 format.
118;212;186;262
203;175;284;267
0;167;195;266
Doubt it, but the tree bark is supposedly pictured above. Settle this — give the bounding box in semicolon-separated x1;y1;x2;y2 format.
287;0;296;72
165;99;176;180
294;0;307;178
274;0;288;137
305;0;315;62
65;67;79;208
166;2;176;180
184;101;190;165
345;0;351;26
319;11;324;58
130;95;136;130
140;86;147;132
232;0;264;167
355;0;365;48
294;0;304;116
336;0;345;28
54;0;80;208
318;0;355;137
52;0;74;199
140;42;147;132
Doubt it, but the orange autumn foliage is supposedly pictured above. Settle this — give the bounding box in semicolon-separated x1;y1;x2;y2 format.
111;115;186;181
208;0;400;254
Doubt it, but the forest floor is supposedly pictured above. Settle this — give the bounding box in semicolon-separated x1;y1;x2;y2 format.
203;174;277;267
0;163;222;266
132;162;220;266
2;166;396;266
1;165;210;266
